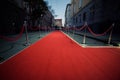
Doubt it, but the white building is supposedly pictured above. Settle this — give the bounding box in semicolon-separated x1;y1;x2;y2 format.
65;4;71;27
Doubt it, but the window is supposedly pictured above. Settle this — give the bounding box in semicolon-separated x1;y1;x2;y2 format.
74;3;76;14
79;14;81;23
76;17;78;24
89;5;95;20
83;12;87;21
79;0;83;8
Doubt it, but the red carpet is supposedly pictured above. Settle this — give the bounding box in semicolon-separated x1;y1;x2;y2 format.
0;31;120;80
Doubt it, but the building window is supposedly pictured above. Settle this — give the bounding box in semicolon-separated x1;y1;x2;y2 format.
89;5;95;20
76;17;78;24
79;0;83;8
74;3;76;14
79;14;81;23
83;12;87;22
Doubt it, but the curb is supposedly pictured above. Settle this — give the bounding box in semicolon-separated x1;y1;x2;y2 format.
69;31;119;46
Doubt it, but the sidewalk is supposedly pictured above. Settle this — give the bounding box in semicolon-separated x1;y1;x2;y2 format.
0;31;51;63
68;30;120;46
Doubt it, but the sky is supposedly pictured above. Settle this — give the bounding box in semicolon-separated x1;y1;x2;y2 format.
44;0;71;26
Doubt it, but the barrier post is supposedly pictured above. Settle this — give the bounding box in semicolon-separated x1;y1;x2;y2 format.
108;23;114;45
68;27;70;33
82;22;87;44
67;27;69;34
24;21;30;46
72;26;75;38
38;24;41;38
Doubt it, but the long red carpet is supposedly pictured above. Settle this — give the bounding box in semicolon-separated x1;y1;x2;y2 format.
0;31;120;80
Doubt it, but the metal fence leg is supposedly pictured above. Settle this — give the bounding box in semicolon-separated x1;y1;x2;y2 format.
82;22;87;44
108;23;114;45
38;24;41;38
24;21;30;46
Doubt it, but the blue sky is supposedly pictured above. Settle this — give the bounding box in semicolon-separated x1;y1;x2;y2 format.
44;0;71;26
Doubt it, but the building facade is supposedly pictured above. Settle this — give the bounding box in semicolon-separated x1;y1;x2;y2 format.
0;0;54;35
0;0;26;35
54;19;62;27
70;0;79;26
65;4;71;27
68;0;120;33
54;19;62;30
41;10;54;27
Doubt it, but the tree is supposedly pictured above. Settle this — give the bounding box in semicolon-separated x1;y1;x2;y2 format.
23;0;48;25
